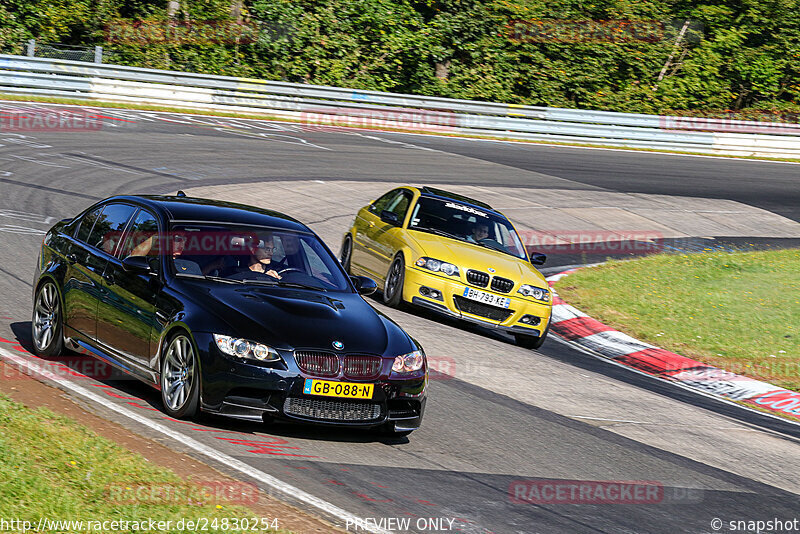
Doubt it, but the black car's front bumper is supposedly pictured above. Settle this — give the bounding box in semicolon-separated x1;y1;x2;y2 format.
194;334;426;430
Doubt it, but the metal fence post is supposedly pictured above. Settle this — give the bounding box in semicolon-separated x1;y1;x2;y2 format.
94;46;103;64
27;39;36;57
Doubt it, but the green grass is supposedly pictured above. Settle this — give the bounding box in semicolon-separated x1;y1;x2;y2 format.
0;393;293;533
2;94;800;163
555;249;800;391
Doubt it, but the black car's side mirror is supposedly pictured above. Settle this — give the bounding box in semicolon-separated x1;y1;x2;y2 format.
350;275;378;296
122;255;152;273
380;210;401;226
529;253;547;266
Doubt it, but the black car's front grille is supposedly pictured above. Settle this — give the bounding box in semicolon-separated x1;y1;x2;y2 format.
491;276;514;294
454;296;514;322
343;355;382;380
466;270;489;287
283;397;382;422
295;351;339;378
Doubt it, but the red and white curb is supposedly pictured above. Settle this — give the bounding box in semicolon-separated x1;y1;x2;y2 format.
546;268;800;424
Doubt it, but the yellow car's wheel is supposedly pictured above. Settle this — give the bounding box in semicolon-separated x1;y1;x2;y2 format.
383;254;405;307
514;321;549;350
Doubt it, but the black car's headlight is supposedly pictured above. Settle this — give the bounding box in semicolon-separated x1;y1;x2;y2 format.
518;284;550;302
213;334;280;362
415;257;459;277
391;350;425;374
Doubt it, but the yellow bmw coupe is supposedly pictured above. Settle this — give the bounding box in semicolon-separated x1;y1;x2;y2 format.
340;186;552;349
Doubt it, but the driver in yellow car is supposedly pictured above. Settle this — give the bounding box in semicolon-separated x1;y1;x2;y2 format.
466;223;489;243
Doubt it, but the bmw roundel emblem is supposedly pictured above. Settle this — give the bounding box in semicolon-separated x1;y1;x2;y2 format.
332;341;344;350
488;267;496;273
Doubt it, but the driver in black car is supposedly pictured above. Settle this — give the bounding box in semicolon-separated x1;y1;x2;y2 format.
241;232;284;279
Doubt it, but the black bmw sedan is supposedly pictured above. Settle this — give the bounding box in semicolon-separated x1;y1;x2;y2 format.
31;193;427;436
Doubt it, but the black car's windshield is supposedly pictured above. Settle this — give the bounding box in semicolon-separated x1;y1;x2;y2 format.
151;224;350;291
408;197;527;259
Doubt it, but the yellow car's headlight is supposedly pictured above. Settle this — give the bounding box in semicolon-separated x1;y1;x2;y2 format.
518;284;550;302
415;257;459;277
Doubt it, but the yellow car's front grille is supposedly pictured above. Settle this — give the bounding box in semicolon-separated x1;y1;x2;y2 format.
490;276;514;293
466;269;490;287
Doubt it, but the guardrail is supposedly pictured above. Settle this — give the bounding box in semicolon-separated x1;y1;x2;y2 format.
2;54;800;158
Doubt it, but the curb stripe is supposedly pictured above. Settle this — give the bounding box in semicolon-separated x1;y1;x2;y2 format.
546;267;800;424
615;348;709;374
551;316;615;340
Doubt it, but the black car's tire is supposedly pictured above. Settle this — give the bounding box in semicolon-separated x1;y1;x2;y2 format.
514;322;550;350
340;234;353;274
383;254;405;307
160;332;200;419
31;280;64;357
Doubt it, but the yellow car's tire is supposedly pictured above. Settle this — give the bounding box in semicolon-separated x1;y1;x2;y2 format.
383;254;405;307
514;322;549;350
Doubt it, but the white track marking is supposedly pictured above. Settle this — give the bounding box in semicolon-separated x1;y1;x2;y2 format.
8;154;69;168
0;347;390;534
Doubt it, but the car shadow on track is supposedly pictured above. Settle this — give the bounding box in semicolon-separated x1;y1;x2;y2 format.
9;321;411;445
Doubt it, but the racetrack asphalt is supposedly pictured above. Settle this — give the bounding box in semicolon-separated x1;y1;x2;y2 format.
1;102;799;534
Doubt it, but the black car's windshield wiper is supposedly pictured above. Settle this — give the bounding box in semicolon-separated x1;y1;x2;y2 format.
413;226;463;241
276;280;327;292
204;275;244;284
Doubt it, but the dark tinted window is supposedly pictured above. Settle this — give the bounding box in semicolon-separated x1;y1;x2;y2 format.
369;189;402;214
86;204;137;255
118;209;160;266
385;190;412;222
75;207;102;243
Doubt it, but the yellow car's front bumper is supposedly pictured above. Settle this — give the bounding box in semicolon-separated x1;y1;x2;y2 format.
402;266;551;337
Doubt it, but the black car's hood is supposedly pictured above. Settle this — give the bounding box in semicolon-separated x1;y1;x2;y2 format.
181;281;411;355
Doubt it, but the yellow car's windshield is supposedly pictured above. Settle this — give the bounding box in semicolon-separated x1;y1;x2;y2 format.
408;197;527;260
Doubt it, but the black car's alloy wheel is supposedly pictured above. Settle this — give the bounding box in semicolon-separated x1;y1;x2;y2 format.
32;281;63;357
383;254;405;307
340;235;352;274
161;333;200;418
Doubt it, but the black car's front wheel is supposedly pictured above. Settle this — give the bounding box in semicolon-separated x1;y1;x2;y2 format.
161;333;200;419
383;254;405;307
32;281;64;357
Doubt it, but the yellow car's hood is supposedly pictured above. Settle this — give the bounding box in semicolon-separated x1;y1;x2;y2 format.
407;230;546;285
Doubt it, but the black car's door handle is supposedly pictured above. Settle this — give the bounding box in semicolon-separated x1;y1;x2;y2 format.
66;253;77;264
102;272;114;285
